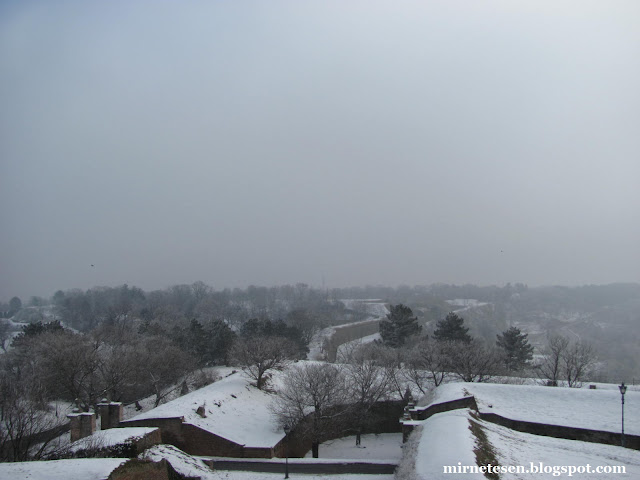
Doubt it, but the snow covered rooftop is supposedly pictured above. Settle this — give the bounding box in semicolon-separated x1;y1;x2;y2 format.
128;371;284;448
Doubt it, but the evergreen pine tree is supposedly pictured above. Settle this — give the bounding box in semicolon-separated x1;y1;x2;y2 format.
433;312;472;343
379;304;421;347
496;326;534;371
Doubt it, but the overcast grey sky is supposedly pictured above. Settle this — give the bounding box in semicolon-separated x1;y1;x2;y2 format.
1;0;639;300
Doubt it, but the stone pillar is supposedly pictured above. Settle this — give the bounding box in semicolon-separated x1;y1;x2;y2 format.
98;401;123;429
402;422;415;443
400;404;416;443
97;401;111;429
109;402;123;429
68;411;96;442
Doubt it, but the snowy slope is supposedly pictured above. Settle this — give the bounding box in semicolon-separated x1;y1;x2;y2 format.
128;370;283;448
429;382;640;434
486;416;640;479
409;408;640;480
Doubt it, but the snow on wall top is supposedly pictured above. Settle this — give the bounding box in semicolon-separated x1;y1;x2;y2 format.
428;382;640;435
415;410;482;480
70;427;158;452
128;371;284;448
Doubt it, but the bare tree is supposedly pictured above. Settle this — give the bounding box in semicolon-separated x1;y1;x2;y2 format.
136;336;194;407
343;346;394;445
445;340;501;383
271;363;348;458
404;338;449;393
96;342;141;402
354;343;406;400
562;341;597;388
231;336;298;390
0;370;66;461
535;335;570;386
27;331;102;411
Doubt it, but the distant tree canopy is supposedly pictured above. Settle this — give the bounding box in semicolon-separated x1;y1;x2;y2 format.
433;312;472;343
8;296;22;315
11;320;64;348
172;319;236;367
240;318;308;356
496;326;534;372
379;304;421;347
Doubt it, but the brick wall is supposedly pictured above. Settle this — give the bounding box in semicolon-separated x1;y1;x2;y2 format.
276;400;405;458
120;418;185;447
179;424;244;457
323;319;382;362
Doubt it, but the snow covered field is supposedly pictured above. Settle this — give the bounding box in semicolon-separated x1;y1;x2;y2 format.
0;458;127;480
304;433;403;461
428;382;640;434
406;409;640;480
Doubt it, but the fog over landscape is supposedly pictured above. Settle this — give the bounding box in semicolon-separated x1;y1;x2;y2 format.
2;0;639;300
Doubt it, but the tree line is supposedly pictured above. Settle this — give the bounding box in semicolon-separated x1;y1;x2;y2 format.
0;282;365;462
377;304;598;389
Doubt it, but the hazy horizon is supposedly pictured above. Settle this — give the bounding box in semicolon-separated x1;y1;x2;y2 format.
2;1;639;301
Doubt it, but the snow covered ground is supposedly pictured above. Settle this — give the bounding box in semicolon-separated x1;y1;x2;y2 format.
303;433;403;461
427;382;640;434
412;410;481;480
127;370;284;448
0;458;127;480
487;414;640;479
405;408;640;480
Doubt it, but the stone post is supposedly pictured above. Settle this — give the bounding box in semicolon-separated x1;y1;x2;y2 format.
109;402;123;429
97;400;111;429
68;411;96;442
98;401;123;429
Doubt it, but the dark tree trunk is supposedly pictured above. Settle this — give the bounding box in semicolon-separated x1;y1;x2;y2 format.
312;441;319;458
